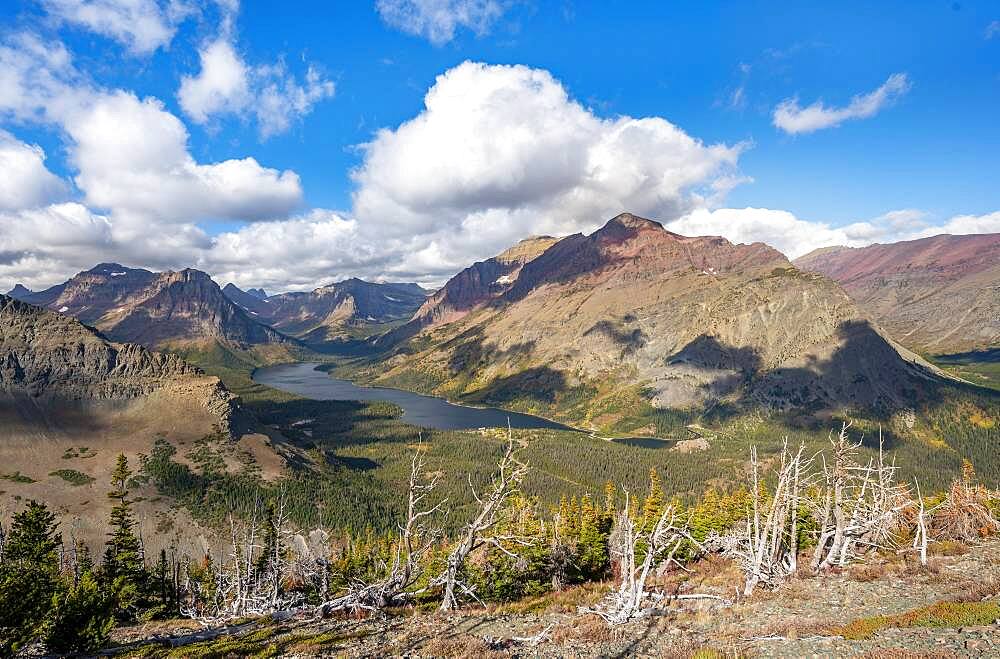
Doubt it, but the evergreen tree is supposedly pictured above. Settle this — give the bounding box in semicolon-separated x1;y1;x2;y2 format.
575;494;611;580
641;467;665;529
45;571;116;654
0;500;63;655
102;454;147;619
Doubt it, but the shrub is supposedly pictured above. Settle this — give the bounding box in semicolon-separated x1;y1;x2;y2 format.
832;600;1000;640
49;469;96;486
45;571;116;654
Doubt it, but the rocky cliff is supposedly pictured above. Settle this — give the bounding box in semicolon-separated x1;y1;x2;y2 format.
19;264;287;350
225;278;427;343
373;214;944;428
0;294;237;430
795;234;1000;354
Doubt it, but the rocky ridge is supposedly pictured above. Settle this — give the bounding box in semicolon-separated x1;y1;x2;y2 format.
795;233;1000;354
0;293;237;429
17;264;286;350
225;278;427;343
374;213;944;425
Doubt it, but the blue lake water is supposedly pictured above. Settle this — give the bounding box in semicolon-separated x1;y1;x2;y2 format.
252;362;573;431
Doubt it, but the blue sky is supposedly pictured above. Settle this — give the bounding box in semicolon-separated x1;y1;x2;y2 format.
0;1;998;291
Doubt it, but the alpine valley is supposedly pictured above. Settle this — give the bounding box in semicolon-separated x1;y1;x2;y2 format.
3;211;1000;656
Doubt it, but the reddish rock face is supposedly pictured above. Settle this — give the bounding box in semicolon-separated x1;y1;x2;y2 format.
377;235;558;345
16;264;286;350
377;213;945;420
796;234;1000;354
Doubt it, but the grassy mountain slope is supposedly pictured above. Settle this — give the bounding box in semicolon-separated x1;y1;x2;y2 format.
358;213;953;436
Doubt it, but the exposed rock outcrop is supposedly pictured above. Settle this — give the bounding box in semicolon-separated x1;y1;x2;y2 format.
18;264;287;350
225;278;427;343
0;294;237;431
375;213;946;425
795;233;1000;354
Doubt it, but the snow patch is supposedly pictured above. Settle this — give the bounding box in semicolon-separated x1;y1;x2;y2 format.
111;271;127;277
58;306;69;313
384;295;401;302
495;274;515;285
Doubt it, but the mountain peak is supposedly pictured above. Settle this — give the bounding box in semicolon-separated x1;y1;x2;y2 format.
6;284;32;300
86;263;129;274
602;212;664;232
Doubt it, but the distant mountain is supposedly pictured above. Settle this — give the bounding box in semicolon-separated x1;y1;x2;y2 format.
5;284;33;300
222;283;271;317
225;279;427;343
0;293;237;430
247;287;268;300
795;234;1000;354
370;213;944;432
377;236;558;346
20;264;287;351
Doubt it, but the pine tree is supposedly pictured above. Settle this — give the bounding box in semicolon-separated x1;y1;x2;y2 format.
45;571;116;654
575;494;611;580
102;454;147;619
0;500;63;655
641;467;665;529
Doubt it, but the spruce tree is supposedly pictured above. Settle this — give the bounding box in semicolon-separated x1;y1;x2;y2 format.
641;467;665;530
102;454;147;619
0;500;63;655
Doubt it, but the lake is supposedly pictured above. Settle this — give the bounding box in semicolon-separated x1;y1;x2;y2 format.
252;362;574;431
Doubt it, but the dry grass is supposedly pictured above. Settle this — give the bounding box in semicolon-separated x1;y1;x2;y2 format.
550;615;622;644
849;562;889;582
421;633;510;658
955;574;1000;602
492;581;607;614
930;539;969;556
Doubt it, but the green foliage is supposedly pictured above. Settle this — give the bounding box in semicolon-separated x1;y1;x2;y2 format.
0;500;63;654
0;470;36;483
45;571;116;654
103;454;147;620
49;468;97;486
832;600;1000;640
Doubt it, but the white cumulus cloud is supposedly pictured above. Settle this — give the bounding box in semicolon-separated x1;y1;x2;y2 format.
0;131;68;212
773;73;911;134
376;0;508;45
665;207;1000;261
39;0;190;55
351;61;745;276
177;39;251;123
178;38;334;138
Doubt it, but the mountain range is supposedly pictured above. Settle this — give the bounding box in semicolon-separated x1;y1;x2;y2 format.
5;215;997;437
0;292;237;437
362;213;947;433
795;233;1000;355
222;278;427;343
8;263;286;352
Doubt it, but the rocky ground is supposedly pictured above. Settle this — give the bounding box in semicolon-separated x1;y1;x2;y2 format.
105;540;1000;658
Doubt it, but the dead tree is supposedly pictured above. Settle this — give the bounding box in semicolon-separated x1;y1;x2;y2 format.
930;463;1000;542
438;427;529;611
180;492;300;623
912;480;929;567
810;424;912;571
318;448;445;615
584;489;720;625
719;441;815;595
